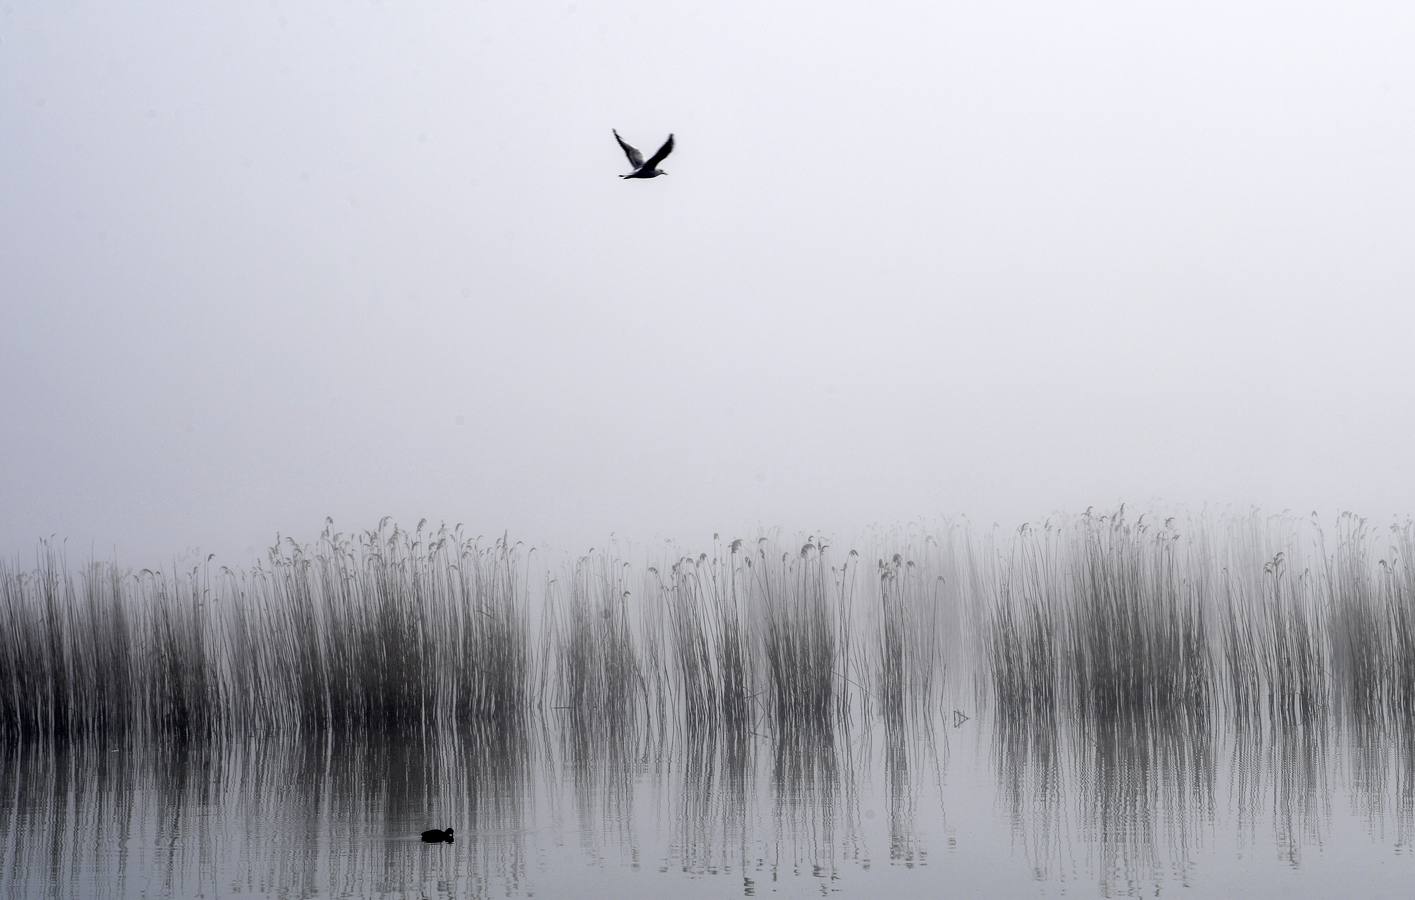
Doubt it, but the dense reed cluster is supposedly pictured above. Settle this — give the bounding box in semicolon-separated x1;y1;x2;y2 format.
982;511;1210;723
981;509;1415;726
0;520;532;741
3;509;1413;743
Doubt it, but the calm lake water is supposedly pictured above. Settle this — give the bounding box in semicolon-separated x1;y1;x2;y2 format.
4;707;1413;899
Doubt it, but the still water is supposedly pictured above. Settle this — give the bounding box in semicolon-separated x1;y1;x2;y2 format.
4;708;1413;899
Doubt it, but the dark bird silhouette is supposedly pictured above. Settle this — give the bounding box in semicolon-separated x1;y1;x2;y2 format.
421;828;454;843
613;130;674;179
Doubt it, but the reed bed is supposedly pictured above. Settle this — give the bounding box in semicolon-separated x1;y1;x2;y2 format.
3;509;1413;743
1;521;533;741
977;508;1411;727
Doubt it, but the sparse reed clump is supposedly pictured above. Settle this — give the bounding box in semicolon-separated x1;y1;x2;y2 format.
657;548;752;731
1065;511;1211;721
876;551;946;725
982;510;1211;724
759;541;840;726
547;551;641;724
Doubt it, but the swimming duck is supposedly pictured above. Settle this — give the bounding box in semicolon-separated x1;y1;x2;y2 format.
421;828;454;843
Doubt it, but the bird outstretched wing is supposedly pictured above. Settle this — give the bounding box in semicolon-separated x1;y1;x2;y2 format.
644;134;675;170
613;130;644;169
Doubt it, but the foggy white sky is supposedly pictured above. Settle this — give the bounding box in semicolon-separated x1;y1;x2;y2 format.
3;1;1414;564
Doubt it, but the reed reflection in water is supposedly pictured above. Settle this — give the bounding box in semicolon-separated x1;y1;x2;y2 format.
6;708;1415;897
0;727;535;900
0;717;921;899
985;699;1415;896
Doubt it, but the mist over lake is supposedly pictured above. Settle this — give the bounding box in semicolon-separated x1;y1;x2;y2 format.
5;0;1415;896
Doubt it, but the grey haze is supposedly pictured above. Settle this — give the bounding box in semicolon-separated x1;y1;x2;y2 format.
2;0;1414;564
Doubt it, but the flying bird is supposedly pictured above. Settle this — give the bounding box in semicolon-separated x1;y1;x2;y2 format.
613;130;674;179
